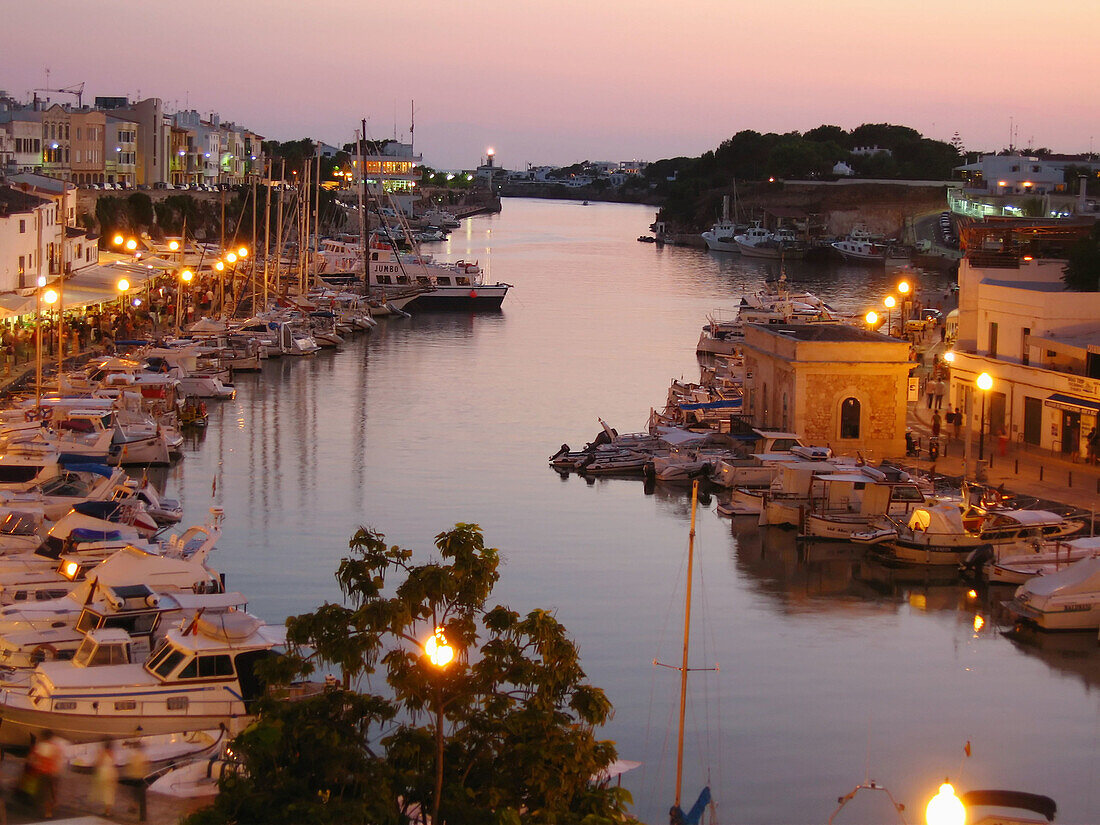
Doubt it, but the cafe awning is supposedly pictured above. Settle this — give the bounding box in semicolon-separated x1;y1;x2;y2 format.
1045;393;1100;414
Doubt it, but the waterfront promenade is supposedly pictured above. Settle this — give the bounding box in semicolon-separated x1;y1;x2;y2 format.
904;337;1100;515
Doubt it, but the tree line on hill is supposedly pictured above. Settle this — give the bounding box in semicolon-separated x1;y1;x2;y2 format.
633;123;963;225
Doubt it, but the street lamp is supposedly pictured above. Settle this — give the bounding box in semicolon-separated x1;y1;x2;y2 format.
943;350;955;364
34;276;49;410
176;269;194;332
423;626;455;825
976;372;993;460
898;280;911;325
865;310;879;329
883;295;897;337
925;782;965;825
112;234;125;247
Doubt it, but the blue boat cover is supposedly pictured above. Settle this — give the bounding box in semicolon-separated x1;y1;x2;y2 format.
58;461;114;479
670;786;712;825
678;399;743;411
72;500;125;520
71;528;122;542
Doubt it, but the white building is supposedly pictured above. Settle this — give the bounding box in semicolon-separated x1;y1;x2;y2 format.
955;153;1100;196
948;220;1100;457
0;187;54;291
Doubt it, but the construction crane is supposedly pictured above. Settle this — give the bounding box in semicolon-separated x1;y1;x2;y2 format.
33;81;85;108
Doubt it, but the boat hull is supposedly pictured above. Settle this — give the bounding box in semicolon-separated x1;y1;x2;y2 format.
404;285;509;311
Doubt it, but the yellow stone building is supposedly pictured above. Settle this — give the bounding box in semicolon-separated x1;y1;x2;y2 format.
741;324;911;458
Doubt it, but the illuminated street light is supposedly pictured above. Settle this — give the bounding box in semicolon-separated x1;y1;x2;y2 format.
865;310;879;328
925;782;965;825
883;295;896;336
225;252;237;264
112;234;124;246
117;279;130;293
238;247;248;258
214;261;225;272
125;239;138;252
943;350;955;364
168;240;179;251
424;627;454;668
42;289;58;305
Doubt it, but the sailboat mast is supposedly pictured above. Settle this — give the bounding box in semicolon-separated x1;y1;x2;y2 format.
275;160;285;296
675;479;699;810
358;121;368;290
263;160;271;311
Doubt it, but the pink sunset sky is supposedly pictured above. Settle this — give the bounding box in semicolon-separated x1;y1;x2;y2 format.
4;0;1098;170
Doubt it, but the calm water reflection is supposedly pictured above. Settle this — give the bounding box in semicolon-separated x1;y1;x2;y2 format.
162;200;1099;824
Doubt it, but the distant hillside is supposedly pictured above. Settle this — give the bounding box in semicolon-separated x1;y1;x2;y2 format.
640;123;961;227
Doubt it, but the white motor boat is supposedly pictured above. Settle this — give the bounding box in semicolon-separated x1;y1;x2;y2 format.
977;536;1100;585
1004;555;1100;630
857;504;1086;566
801;465;930;541
0;611;301;747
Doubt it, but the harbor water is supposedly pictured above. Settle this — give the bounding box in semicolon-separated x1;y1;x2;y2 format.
165;199;1100;824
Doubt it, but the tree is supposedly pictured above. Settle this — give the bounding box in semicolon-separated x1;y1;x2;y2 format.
188;525;629;825
1062;223;1100;291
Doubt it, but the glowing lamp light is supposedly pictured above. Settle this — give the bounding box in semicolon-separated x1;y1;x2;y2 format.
943;350;956;363
168;240;180;251
973;614;984;632
898;281;910;294
37;275;47;288
865;311;879;326
424;627;454;667
226;252;237;263
768;176;775;183
179;150;186;156
116;279;130;292
967;589;977;599
42;289;58;305
884;295;896;309
132;298;142;307
62;560;80;580
925;782;965;825
997;180;1007;187
214;261;225;271
1022;255;1033;261
125;239;138;251
112;234;125;246
51;143;59;150
180;269;194;282
976;372;993;392
238;247;248;258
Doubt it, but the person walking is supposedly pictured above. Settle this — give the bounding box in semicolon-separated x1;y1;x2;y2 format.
123;740;149;821
925;377;935;409
932;410;942;439
91;740;118;817
933;378;946;410
28;729;63;818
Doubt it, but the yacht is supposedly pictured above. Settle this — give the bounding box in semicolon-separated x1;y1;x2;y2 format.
366;243;511;310
0;611;296;747
734;225;806;259
701;196;740;252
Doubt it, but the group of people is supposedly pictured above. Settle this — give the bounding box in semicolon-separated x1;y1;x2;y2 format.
8;730;148;820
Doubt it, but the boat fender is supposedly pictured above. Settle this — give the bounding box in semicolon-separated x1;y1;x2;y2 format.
469;290;478;298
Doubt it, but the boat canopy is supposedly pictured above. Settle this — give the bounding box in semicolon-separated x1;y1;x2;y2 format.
1019;556;1100;598
908;503;965;533
985;509;1066;527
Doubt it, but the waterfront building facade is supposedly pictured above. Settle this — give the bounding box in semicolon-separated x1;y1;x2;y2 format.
948;220;1100;457
0;187;52;290
741;324;910;458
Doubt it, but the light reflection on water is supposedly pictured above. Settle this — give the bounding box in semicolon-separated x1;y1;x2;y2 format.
162;199;1099;824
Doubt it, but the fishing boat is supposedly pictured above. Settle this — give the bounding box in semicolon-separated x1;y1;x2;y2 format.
800;464;930;540
831;227;888;263
701;195;741;252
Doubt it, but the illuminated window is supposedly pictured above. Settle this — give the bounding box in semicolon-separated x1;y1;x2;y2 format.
840;397;861;439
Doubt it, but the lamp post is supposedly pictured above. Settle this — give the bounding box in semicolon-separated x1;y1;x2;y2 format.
117;278;130;313
34;276;49;411
897;280;911;327
977;372;993;460
176;269;194;333
883;295;897;337
423;626;455;825
865;310;879;330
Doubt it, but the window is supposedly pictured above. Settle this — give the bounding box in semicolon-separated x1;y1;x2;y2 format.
115;700;137;711
167;696;189;711
988;322;998;358
18;220;25;233
1022;327;1030;366
840;397;861;439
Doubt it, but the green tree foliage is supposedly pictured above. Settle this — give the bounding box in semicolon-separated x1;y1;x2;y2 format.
187;525;629;825
1062;223;1100;291
126;192;155;227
